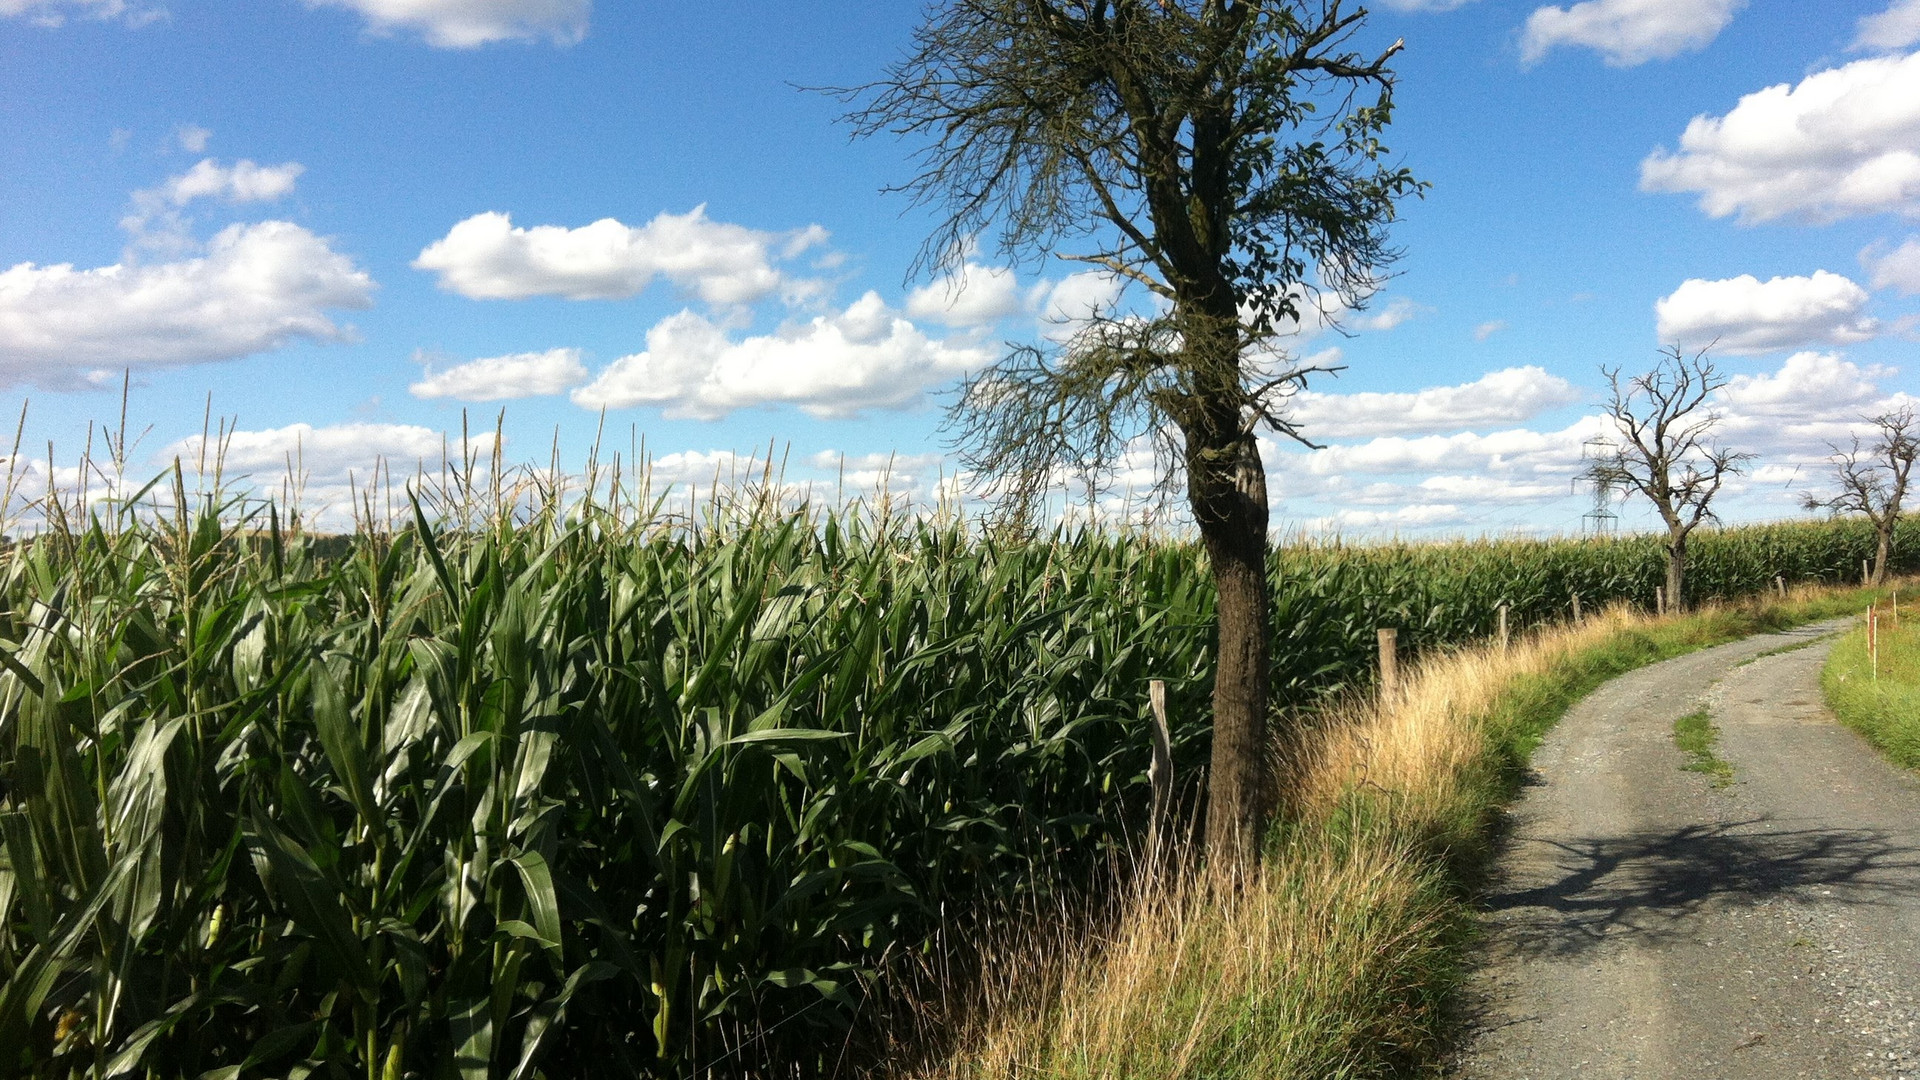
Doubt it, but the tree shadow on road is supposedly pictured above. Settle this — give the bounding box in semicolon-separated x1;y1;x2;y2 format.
1480;819;1920;960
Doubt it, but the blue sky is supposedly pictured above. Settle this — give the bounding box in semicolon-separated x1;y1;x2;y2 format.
4;0;1920;535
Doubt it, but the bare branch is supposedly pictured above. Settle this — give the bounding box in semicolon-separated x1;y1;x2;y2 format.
839;0;1422;503
1803;406;1919;582
845;0;1423;861
1059;251;1178;298
1586;346;1750;605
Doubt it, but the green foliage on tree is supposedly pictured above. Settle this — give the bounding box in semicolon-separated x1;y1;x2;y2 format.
845;0;1423;862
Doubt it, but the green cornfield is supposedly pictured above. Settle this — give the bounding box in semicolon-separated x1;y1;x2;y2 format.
0;475;1908;1079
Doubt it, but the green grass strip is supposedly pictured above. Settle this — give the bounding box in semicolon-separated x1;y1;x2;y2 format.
1735;634;1835;666
1822;617;1920;772
1674;708;1734;786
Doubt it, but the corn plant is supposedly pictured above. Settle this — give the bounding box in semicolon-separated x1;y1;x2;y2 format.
0;475;1906;1079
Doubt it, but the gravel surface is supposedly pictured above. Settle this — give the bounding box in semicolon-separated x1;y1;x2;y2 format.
1451;619;1920;1079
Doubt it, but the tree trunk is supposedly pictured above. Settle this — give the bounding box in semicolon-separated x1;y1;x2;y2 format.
1666;531;1687;612
1192;437;1271;872
1875;523;1893;586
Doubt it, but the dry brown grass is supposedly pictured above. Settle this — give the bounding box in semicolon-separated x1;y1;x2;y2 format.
1285;607;1644;824
905;602;1773;1080
918;831;1445;1080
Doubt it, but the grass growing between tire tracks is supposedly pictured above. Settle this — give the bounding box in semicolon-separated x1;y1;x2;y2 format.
1674;709;1734;787
913;582;1900;1080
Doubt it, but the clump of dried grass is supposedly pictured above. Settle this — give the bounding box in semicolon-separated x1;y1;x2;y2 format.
1288;607;1645;822
909;600;1846;1080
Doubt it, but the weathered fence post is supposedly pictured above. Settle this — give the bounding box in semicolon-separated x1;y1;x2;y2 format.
1378;628;1399;699
1775;575;1786;599
1147;679;1173;846
1655;586;1665;617
1571;592;1583;622
1870;604;1880;682
1497;603;1510;652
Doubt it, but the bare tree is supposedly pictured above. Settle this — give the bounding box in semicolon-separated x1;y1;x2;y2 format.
1802;408;1920;585
1586;347;1751;612
843;1;1421;866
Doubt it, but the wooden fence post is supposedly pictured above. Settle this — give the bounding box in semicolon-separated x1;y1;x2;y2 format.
1775;575;1786;599
1655;586;1665;617
1378;628;1399;699
1497;603;1510;652
1147;679;1173;844
1571;592;1583;622
1870;604;1880;682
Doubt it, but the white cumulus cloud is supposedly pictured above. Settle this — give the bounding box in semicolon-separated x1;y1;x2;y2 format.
168;421;460;480
1289;366;1582;438
1863;237;1920;294
410;347;588;402
123;158;305;244
1259;349;1920;534
414;207;822;306
644;449;758;488
804;450;951;499
1654;271;1878;354
1299;420;1601;478
1302;504;1474;532
1717;351;1888;422
1;0;162;27
1417;475;1568;502
807;450;948;476
905;264;1022;327
569;292;992;420
1641;52;1920;223
1039;271;1127;324
1856;0;1920;52
161;159;304;205
0;221;375;388
1716;351;1915;461
1358;296;1429;332
302;0;588;47
160;420;503;529
1521;0;1744;67
1033;270;1131;343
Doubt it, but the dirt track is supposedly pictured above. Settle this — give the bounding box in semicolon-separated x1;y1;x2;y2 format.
1452;620;1920;1079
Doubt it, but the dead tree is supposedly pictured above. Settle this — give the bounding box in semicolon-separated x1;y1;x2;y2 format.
1803;408;1920;585
1586;347;1751;611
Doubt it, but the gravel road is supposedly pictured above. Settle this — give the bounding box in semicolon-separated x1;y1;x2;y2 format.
1452;619;1920;1080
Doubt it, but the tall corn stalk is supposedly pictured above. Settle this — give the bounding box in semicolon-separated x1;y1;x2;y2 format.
0;453;1907;1078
